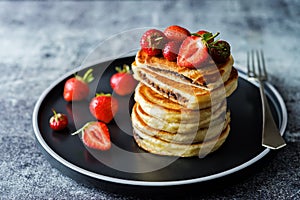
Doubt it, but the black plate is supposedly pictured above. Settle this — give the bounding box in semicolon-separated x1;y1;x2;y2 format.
32;56;287;194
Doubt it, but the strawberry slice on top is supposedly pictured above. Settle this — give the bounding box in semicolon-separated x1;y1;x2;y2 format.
177;36;209;68
177;32;220;68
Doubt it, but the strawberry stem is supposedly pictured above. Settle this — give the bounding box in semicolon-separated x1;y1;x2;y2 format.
96;93;111;97
191;31;220;43
207;32;220;42
115;64;131;73
154;36;163;41
71;122;93;136
52;108;58;121
82;68;94;83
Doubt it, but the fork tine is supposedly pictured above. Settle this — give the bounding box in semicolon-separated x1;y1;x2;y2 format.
247;51;251;76
251;50;256;76
256;50;262;78
247;50;255;77
260;50;268;80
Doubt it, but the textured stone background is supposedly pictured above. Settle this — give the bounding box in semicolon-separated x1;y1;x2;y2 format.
0;0;300;199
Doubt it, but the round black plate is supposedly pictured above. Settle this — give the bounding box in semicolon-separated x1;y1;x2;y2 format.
32;56;287;192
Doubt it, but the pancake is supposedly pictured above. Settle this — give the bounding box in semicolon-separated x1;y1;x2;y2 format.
132;61;238;109
134;102;229;134
132;103;230;144
134;50;234;88
133;124;230;157
134;83;227;123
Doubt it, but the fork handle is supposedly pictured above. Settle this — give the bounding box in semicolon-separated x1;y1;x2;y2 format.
259;82;286;149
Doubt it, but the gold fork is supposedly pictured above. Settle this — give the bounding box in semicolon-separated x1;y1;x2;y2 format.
247;50;286;149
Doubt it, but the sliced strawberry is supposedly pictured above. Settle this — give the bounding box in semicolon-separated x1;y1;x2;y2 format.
72;121;111;151
177;36;209;68
164;25;190;43
83;121;111;150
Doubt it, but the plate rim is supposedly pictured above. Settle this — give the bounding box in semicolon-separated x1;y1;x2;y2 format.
32;57;287;187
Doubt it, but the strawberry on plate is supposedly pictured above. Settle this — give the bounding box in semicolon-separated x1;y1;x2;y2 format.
163;25;190;43
63;69;94;102
89;93;119;123
72;121;111;151
110;64;138;96
140;29;167;56
49;109;68;131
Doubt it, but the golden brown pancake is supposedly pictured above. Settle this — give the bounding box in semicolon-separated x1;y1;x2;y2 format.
132;103;230;144
134;102;229;134
134;50;234;87
134;83;227;123
133;63;238;109
133;124;230;157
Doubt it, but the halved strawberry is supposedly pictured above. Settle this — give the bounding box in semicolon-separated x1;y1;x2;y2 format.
72;121;111;151
177;36;209;68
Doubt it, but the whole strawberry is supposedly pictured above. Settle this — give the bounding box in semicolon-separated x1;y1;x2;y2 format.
209;40;231;63
63;69;94;102
164;25;190;43
89;93;119;123
72;121;111;151
163;41;181;61
110;64;138;96
49;109;68;131
140;29;167;56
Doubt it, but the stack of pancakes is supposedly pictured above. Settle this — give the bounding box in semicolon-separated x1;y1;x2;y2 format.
131;50;238;157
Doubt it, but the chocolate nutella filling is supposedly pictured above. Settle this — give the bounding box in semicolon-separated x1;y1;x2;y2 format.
137;71;189;104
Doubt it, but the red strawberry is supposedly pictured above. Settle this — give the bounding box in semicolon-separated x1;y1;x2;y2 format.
110;65;138;96
177;36;209;68
162;41;181;61
140;29;167;56
209;40;231;63
63;69;94;102
164;25;190;43
89;93;119;123
49;109;68;131
72;121;111;151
